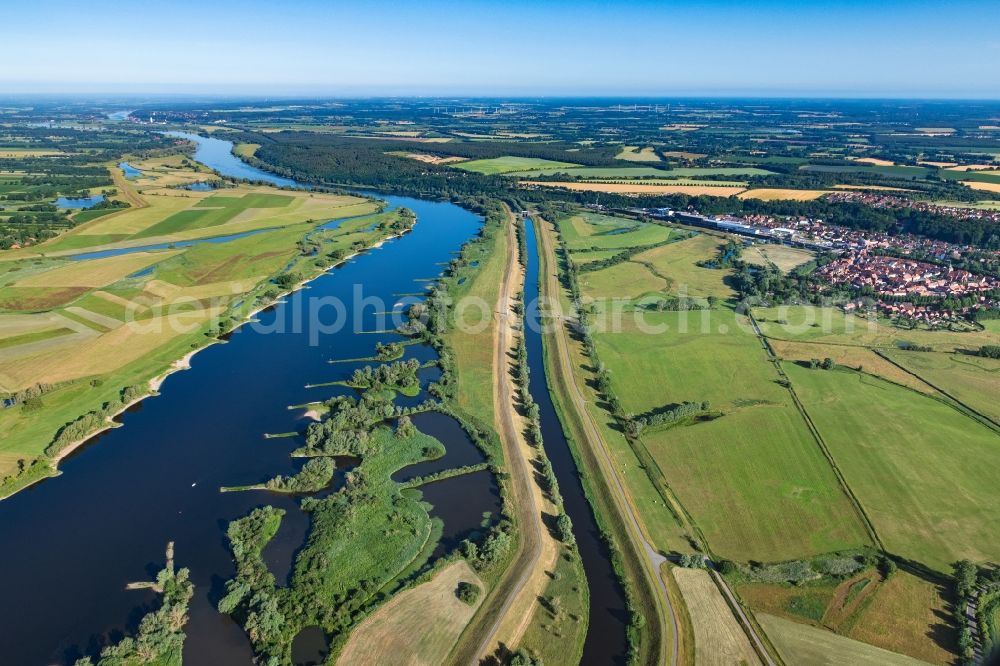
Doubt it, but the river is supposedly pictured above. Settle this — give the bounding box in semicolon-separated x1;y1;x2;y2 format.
523;217;629;665
0;133;625;665
0;135;484;665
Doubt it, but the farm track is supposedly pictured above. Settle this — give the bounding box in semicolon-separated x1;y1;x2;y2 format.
534;214;678;666
111;164;148;210
450;210;544;664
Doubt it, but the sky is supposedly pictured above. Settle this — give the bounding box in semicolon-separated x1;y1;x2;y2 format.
2;0;999;98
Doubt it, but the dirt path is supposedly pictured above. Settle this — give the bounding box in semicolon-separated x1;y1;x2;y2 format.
485;210;561;655
111;164;148;210
451;209;546;664
534;214;679;666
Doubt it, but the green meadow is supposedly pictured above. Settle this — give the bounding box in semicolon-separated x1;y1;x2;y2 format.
452;155;581;175
787;363;1000;572
594;310;870;562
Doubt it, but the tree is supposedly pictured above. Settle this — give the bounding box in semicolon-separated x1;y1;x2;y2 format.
456;581;480;605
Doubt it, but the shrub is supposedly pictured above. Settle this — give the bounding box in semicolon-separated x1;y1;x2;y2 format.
456;581;481;606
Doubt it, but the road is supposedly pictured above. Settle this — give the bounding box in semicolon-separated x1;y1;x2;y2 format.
534;214;680;666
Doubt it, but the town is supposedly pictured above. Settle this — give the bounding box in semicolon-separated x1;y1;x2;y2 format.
611;201;1000;323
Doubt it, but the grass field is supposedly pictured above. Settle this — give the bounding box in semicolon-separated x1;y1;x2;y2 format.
337;561;484;666
755;305;1000;352
453;156;581;175
786;363;1000;571
595;311;870;562
558;212;674;252
577;259;667;300
673;568;761;665
741;244;816;272
524;181;747;196
516;547;590;666
759;613;933;666
616;146;661;162
444;212;508;425
881;350;1000;424
631;234;736;300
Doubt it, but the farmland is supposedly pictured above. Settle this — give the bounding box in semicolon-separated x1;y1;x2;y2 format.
0;155;393;489
759;613;934;666
336;561;485;665
453;155;581;175
786;363;1000;572
524;181;748;196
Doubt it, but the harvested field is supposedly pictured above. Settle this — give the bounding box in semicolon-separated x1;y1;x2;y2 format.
337;561;484;666
738;188;828;201
759;613;933;666
673;568;760;666
523;180;746;196
946;164;997;171
13;251;179;289
849;157;896;166
846;571;956;665
961;180;1000;193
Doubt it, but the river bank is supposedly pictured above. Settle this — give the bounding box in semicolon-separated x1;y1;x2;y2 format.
0;134;487;665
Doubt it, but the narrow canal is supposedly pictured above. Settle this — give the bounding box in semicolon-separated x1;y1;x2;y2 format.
522;216;630;664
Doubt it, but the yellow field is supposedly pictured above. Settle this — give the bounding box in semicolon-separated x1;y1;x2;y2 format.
946;163;997;171
13;251;180;288
616;146;661;162
759;613;933;666
673;568;760;666
961;180;1000;193
523;181;746;196
337;561;483;666
0;308;220;390
233;143;260;158
915;127;956;135
738;188;828;201
849;157;896;166
741;244;816;272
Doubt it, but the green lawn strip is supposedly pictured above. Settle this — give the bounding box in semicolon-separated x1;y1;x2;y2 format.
0;326;76;349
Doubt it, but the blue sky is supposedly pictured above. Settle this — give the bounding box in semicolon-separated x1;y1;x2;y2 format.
2;0;999;97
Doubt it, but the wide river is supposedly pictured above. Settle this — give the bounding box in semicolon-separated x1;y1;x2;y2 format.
0;133;626;665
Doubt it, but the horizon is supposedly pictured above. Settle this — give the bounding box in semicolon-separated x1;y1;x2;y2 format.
3;0;1000;98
